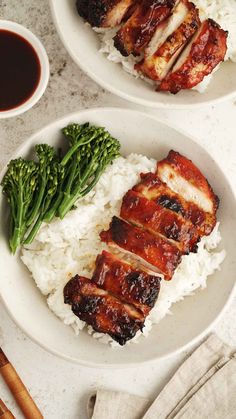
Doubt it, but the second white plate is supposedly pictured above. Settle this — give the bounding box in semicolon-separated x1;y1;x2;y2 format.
49;0;236;109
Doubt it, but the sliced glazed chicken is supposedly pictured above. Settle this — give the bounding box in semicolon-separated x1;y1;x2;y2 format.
64;275;145;345
157;150;219;216
113;0;176;56
136;0;200;81
121;189;199;252
63;148;220;344
159;19;228;93
133;172;217;236
100;216;182;280
92;251;161;316
76;0;136;28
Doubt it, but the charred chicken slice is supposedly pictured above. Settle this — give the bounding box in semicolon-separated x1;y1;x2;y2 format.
136;0;200;80
133;172;216;236
121;189;199;252
157;150;219;215
76;0;89;20
100;216;181;280
113;0;176;56
64;275;145;345
92;250;161;315
159;18;228;93
76;0;136;28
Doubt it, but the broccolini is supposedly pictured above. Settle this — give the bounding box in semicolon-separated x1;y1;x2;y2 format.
1;158;38;253
58;123;121;219
1;122;121;252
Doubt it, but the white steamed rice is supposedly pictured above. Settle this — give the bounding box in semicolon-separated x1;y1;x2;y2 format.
94;0;236;93
21;154;226;346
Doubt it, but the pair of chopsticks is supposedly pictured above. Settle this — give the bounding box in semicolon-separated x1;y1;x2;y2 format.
0;347;43;418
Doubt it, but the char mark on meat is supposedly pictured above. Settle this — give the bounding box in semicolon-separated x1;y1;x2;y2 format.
64;275;145;345
92;250;161;315
100;216;181;280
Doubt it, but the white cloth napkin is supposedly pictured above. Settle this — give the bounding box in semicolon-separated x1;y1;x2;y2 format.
87;334;236;419
87;391;151;419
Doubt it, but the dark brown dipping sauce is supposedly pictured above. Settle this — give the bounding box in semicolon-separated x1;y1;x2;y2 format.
0;29;41;111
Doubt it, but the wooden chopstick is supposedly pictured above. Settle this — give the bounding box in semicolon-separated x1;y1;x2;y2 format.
0;398;15;419
0;348;43;419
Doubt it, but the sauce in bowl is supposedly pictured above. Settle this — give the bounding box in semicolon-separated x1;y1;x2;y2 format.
0;29;41;111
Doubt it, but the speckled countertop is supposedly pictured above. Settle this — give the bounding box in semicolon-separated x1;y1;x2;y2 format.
0;1;236;418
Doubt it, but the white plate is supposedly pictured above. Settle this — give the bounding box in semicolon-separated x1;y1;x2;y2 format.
49;0;236;109
0;108;235;367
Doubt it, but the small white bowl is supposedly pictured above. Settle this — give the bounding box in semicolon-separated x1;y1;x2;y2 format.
0;20;49;119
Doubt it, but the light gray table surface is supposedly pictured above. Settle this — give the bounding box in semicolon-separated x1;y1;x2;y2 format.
0;1;236;418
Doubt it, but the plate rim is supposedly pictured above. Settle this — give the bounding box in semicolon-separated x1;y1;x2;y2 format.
1;106;236;368
49;0;236;110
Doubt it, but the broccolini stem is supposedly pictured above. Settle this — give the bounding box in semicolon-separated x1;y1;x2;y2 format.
64;155;78;196
9;211;14;239
43;191;63;222
80;169;103;197
57;160;95;219
9;184;24;253
58;192;82;219
26;177;46;227
24;213;43;245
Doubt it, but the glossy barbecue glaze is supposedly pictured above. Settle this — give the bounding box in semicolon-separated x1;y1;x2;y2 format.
157;150;219;214
92;251;161;315
121;189;199;252
100;216;182;279
113;0;176;56
64;275;145;345
159;19;228;93
136;1;200;80
133;172;217;236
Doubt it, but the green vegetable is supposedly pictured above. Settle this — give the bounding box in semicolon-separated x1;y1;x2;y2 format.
24;159;65;245
58;123;120;219
1;123;121;253
1;158;38;254
26;144;57;227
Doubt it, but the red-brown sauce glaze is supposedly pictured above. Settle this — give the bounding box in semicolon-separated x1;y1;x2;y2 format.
0;30;41;111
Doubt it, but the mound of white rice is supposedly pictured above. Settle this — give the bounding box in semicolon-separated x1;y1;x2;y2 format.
94;0;236;93
21;154;226;346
